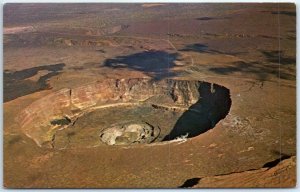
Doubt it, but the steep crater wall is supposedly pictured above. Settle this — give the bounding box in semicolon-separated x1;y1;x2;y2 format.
16;78;231;148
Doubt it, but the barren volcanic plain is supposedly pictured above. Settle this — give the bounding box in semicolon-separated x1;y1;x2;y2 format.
3;3;296;188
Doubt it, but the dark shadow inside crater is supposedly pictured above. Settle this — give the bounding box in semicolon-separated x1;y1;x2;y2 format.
163;82;231;141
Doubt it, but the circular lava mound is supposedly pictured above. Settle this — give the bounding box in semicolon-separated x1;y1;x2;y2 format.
16;78;231;148
100;122;159;145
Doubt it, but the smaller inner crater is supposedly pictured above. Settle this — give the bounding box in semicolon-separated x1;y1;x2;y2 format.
100;122;160;145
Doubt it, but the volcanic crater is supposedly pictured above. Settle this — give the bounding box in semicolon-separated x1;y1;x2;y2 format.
16;78;231;149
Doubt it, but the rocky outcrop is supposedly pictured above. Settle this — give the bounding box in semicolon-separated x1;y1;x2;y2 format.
16;78;231;147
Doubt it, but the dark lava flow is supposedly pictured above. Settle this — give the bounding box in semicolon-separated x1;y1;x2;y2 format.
4;63;65;102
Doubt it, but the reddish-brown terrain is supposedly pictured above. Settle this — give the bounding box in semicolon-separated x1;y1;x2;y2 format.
3;3;296;188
